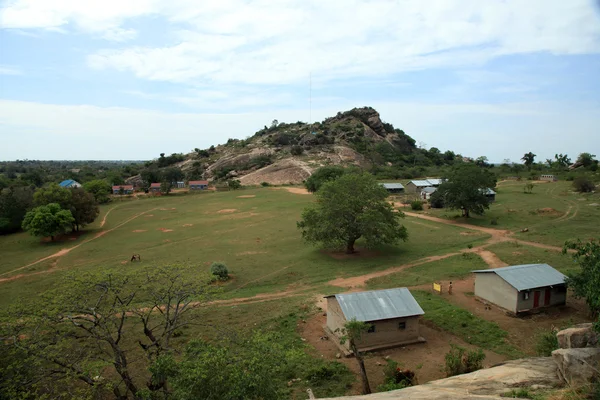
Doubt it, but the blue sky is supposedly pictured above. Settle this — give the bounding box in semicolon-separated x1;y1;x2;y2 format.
1;0;599;162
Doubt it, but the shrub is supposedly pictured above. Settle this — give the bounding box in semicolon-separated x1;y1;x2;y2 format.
377;359;415;392
573;177;596;193
535;328;559;356
260;182;271;187
444;345;485;377
304;362;348;384
500;388;533;399
227;180;242;190
410;200;423;211
490;217;499;225
210;262;229;281
290;145;304;156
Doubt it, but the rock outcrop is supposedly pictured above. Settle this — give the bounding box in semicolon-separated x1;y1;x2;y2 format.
552;347;600;385
557;323;598;349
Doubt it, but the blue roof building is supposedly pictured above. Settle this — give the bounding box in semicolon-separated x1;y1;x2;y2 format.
59;179;82;188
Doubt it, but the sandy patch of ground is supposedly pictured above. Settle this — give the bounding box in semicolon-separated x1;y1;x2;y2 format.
158;228;174;232
459;231;478;236
237;195;256;198
537;207;561;216
182;223;193;227
236;251;268;256
159;208;177;211
145;214;154;217
271;187;311;195
217;209;238;214
132;230;147;233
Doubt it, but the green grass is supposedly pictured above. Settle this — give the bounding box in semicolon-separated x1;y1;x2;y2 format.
485;241;578;275
423;181;600;247
412;290;522;358
366;253;488;290
0;187;490;308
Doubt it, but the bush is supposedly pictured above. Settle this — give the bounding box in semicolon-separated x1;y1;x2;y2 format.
260;182;271;187
410;200;423;211
535;328;559;356
304;362;348;384
573;177;596;193
377;359;415;392
290;145;304;156
500;388;533;399
210;262;229;281
490;217;499;225
444;345;485;377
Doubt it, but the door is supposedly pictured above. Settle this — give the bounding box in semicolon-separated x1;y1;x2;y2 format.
544;289;551;306
533;291;541;308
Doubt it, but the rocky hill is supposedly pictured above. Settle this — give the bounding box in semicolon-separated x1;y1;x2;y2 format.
137;107;423;186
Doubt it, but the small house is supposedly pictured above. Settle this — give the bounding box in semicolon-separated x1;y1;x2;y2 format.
420;186;437;200
406;179;443;193
149;183;161;193
473;264;567;314
174;181;185;189
325;288;425;353
380;183;405;194
59;179;82;188
189;180;209;190
483;188;496;203
540;175;557;182
112;185;134;195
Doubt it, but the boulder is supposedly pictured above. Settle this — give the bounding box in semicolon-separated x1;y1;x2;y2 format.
557;323;598;349
552;347;600;385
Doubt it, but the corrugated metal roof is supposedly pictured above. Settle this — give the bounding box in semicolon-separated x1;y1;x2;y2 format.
421;186;437;193
409;179;443;187
409;180;432;187
381;183;405;189
473;264;566;291
59;179;77;187
330;288;424;322
426;178;443;185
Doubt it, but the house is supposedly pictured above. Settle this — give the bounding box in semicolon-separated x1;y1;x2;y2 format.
174;181;185;189
540;174;557;182
473;264;567;314
325;288;425;353
483;188;496;203
149;183;161;193
420;186;437;200
189;180;209;190
59;179;82;188
112;185;134;195
380;183;405;194
405;179;443;193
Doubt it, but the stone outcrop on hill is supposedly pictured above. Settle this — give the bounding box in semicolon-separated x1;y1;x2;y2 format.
553;323;600;386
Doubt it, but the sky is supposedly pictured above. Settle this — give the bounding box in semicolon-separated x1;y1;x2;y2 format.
1;1;599;162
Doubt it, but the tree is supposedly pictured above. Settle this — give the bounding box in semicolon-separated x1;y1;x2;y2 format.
554;153;571;168
572;177;596;193
339;319;372;394
210;262;229;281
563;240;600;331
474;156;489;168
164;167;184;183
297;172;408;254
160;181;172;195
69;188;99;231
0;186;34;234
575;153;597;169
21;203;74;240
524;183;534;194
1;265;215;399
227;180;241;190
435;163;497;217
304;165;346;193
83;179;111;204
521;152;536;169
33;183;72;209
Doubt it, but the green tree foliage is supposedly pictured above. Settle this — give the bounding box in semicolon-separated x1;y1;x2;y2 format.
227;180;242;190
164;167;184;183
210;262;229;281
410;200;423;211
141;168;162;188
290;145;304;156
21;203;74;240
521;152;536;169
523;183;534;194
0;186;34;234
564;240;600;331
576;153;597;168
444;345;485;377
298;172;408;254
157;153;185;168
535;328;559;356
69;188;99;231
160;181;172;195
339;319;372;394
33;183;72;209
304;165;346;193
434;164;497;217
554;153;571;168
0;265;215;399
572;177;596;193
83;179;111;204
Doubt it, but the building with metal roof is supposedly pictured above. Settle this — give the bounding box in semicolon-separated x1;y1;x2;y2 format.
406;179;444;193
324;288;426;353
58;179;82;188
380;183;405;194
473;264;567;314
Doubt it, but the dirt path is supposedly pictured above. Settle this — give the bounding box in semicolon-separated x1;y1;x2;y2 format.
475;249;508;269
100;205;119;228
1;208;158;280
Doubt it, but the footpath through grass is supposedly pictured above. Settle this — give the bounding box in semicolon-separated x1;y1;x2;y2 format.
412;290;522;358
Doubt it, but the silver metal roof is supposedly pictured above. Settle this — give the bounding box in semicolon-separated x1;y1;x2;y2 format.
425;178;443;185
421;186;437;193
409;179;443;187
330;288;424;322
381;183;405;189
409;180;433;187
473;263;566;291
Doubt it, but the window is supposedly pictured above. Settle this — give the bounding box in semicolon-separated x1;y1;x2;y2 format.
367;325;376;333
523;291;530;300
398;322;406;330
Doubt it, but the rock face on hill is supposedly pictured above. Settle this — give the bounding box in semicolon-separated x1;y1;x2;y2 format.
168;107;417;185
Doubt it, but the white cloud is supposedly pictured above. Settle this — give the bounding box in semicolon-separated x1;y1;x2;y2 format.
0;65;22;75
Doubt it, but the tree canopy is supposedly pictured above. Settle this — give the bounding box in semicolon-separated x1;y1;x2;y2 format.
21;203;75;240
297;172;408;253
564;240;600;332
33;183;72;210
433;163;496;217
521;152;536;169
69;188;99;231
83;179;112;204
304;165;347;193
0;186;34;234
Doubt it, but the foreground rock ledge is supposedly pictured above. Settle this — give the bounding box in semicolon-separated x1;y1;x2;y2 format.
319;358;560;399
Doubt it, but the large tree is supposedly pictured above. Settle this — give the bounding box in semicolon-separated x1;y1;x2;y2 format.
433;163;496;218
297;172;408;253
304;165;346;193
575;153;597;169
33;183;72;209
0;186;35;234
83;179;112;204
69;188;99;231
521;152;536;169
21;203;74;240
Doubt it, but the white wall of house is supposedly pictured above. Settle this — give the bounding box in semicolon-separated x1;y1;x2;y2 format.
474;273;518;313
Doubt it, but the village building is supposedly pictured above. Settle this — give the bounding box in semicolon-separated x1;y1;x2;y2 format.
540;174;557;182
405;179;443;193
173;181;185;189
59;179;82;188
420;186;437;200
483;188;496;203
112;185;134;195
325;288;425;353
189;180;209;190
149;183;161;193
473;263;567;314
380;183;405;194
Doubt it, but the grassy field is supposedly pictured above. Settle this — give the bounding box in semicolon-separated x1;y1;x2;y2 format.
486;241;578;275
